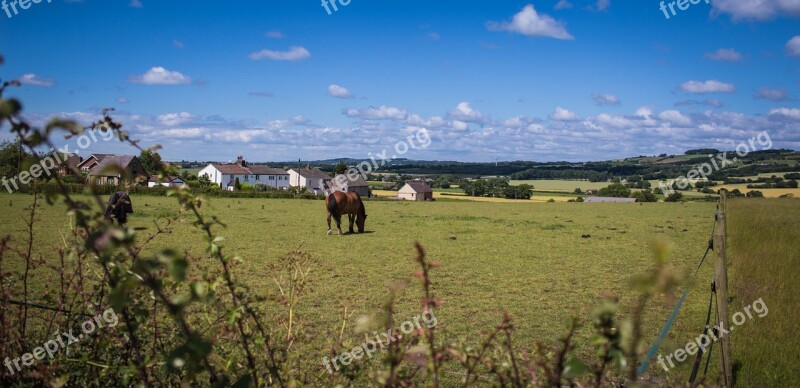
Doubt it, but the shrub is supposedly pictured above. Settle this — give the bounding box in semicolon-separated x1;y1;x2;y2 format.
665;192;683;202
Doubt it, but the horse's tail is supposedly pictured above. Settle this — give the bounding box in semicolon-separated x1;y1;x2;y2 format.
327;194;339;218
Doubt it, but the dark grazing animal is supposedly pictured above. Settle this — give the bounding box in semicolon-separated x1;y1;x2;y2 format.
104;192;133;226
326;191;367;235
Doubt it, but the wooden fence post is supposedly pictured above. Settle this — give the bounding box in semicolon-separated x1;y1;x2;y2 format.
714;197;733;387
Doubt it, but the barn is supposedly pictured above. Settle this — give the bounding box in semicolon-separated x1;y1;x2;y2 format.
331;174;370;197
398;181;433;201
583;197;637;203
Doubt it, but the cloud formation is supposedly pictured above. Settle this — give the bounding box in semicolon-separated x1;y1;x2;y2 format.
679;80;736;94
249;46;311;61
328;84;354;99
487;4;574;40
128;67;192;85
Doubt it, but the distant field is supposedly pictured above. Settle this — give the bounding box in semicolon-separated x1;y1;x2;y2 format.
714;185;800;198
510;179;611;192
727;198;800;386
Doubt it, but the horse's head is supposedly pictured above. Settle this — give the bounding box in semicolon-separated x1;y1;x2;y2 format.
356;211;367;233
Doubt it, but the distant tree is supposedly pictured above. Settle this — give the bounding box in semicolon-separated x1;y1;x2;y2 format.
685;148;720;155
139;150;165;175
665;192;683;202
0;139;28;179
746;190;764;198
234;177;241;191
574;188;583;194
576;196;584;202
631;190;658;203
598;183;631;198
253;183;268;192
333;160;348;176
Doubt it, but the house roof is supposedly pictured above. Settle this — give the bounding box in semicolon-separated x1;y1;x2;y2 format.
404;181;432;193
77;153;113;169
583;197;637;203
332;174;369;188
247;165;289;175
290;168;330;180
89;155;137;176
211;164;251;175
210;163;288;175
148;176;185;183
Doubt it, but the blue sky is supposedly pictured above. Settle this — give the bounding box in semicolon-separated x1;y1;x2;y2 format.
1;0;799;162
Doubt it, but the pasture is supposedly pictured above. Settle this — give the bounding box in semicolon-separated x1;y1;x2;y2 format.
0;193;721;381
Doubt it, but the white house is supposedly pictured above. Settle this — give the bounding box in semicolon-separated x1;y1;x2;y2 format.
398;181;433;201
198;156;289;191
148;176;187;188
288;168;332;195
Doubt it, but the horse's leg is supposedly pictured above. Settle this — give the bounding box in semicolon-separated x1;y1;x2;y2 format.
335;215;343;236
327;212;333;235
348;214;355;234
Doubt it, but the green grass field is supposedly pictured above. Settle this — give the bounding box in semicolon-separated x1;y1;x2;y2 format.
727;198;800;386
0;193;726;382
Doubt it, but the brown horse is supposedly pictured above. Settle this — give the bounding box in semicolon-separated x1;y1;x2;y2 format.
326;191;367;235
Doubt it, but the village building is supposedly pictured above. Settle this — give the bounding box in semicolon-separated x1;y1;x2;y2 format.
147;176;188;188
398;181;433;201
331;173;370;197
198;156;289;191
288;168;332;195
78;154;149;185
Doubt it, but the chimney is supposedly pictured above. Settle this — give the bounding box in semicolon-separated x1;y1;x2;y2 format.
236;156;246;167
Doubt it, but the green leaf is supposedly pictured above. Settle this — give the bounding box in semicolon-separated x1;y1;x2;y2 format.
562;357;591;379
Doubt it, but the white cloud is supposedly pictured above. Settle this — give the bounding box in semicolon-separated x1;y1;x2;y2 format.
128;67;191;85
712;0;800;21
249;46;310;61
158;112;195;127
116;97;129;104
754;87;789;101
18;73;54;87
448;102;485;123
487;4;574;40
705;48;743;62
658;110;692;126
345;106;408;120
266;30;285;39
787;36;800;57
592;93;620;106
172;40;185;49
679;80;736;94
555;0;572;9
549;106;581;121
595;0;611;11
129;0;143;8
768;107;800;121
328;84;354;99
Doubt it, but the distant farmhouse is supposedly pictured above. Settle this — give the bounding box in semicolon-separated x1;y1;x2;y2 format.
583;197;637;203
331;174;370;197
398;181;433;201
58;153;83;176
78;154;149;185
288;168;331;195
198;156;289;191
148;176;187;188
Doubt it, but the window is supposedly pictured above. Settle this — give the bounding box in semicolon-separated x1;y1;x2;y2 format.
269;176;275;180
244;175;249;182
256;175;260;180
